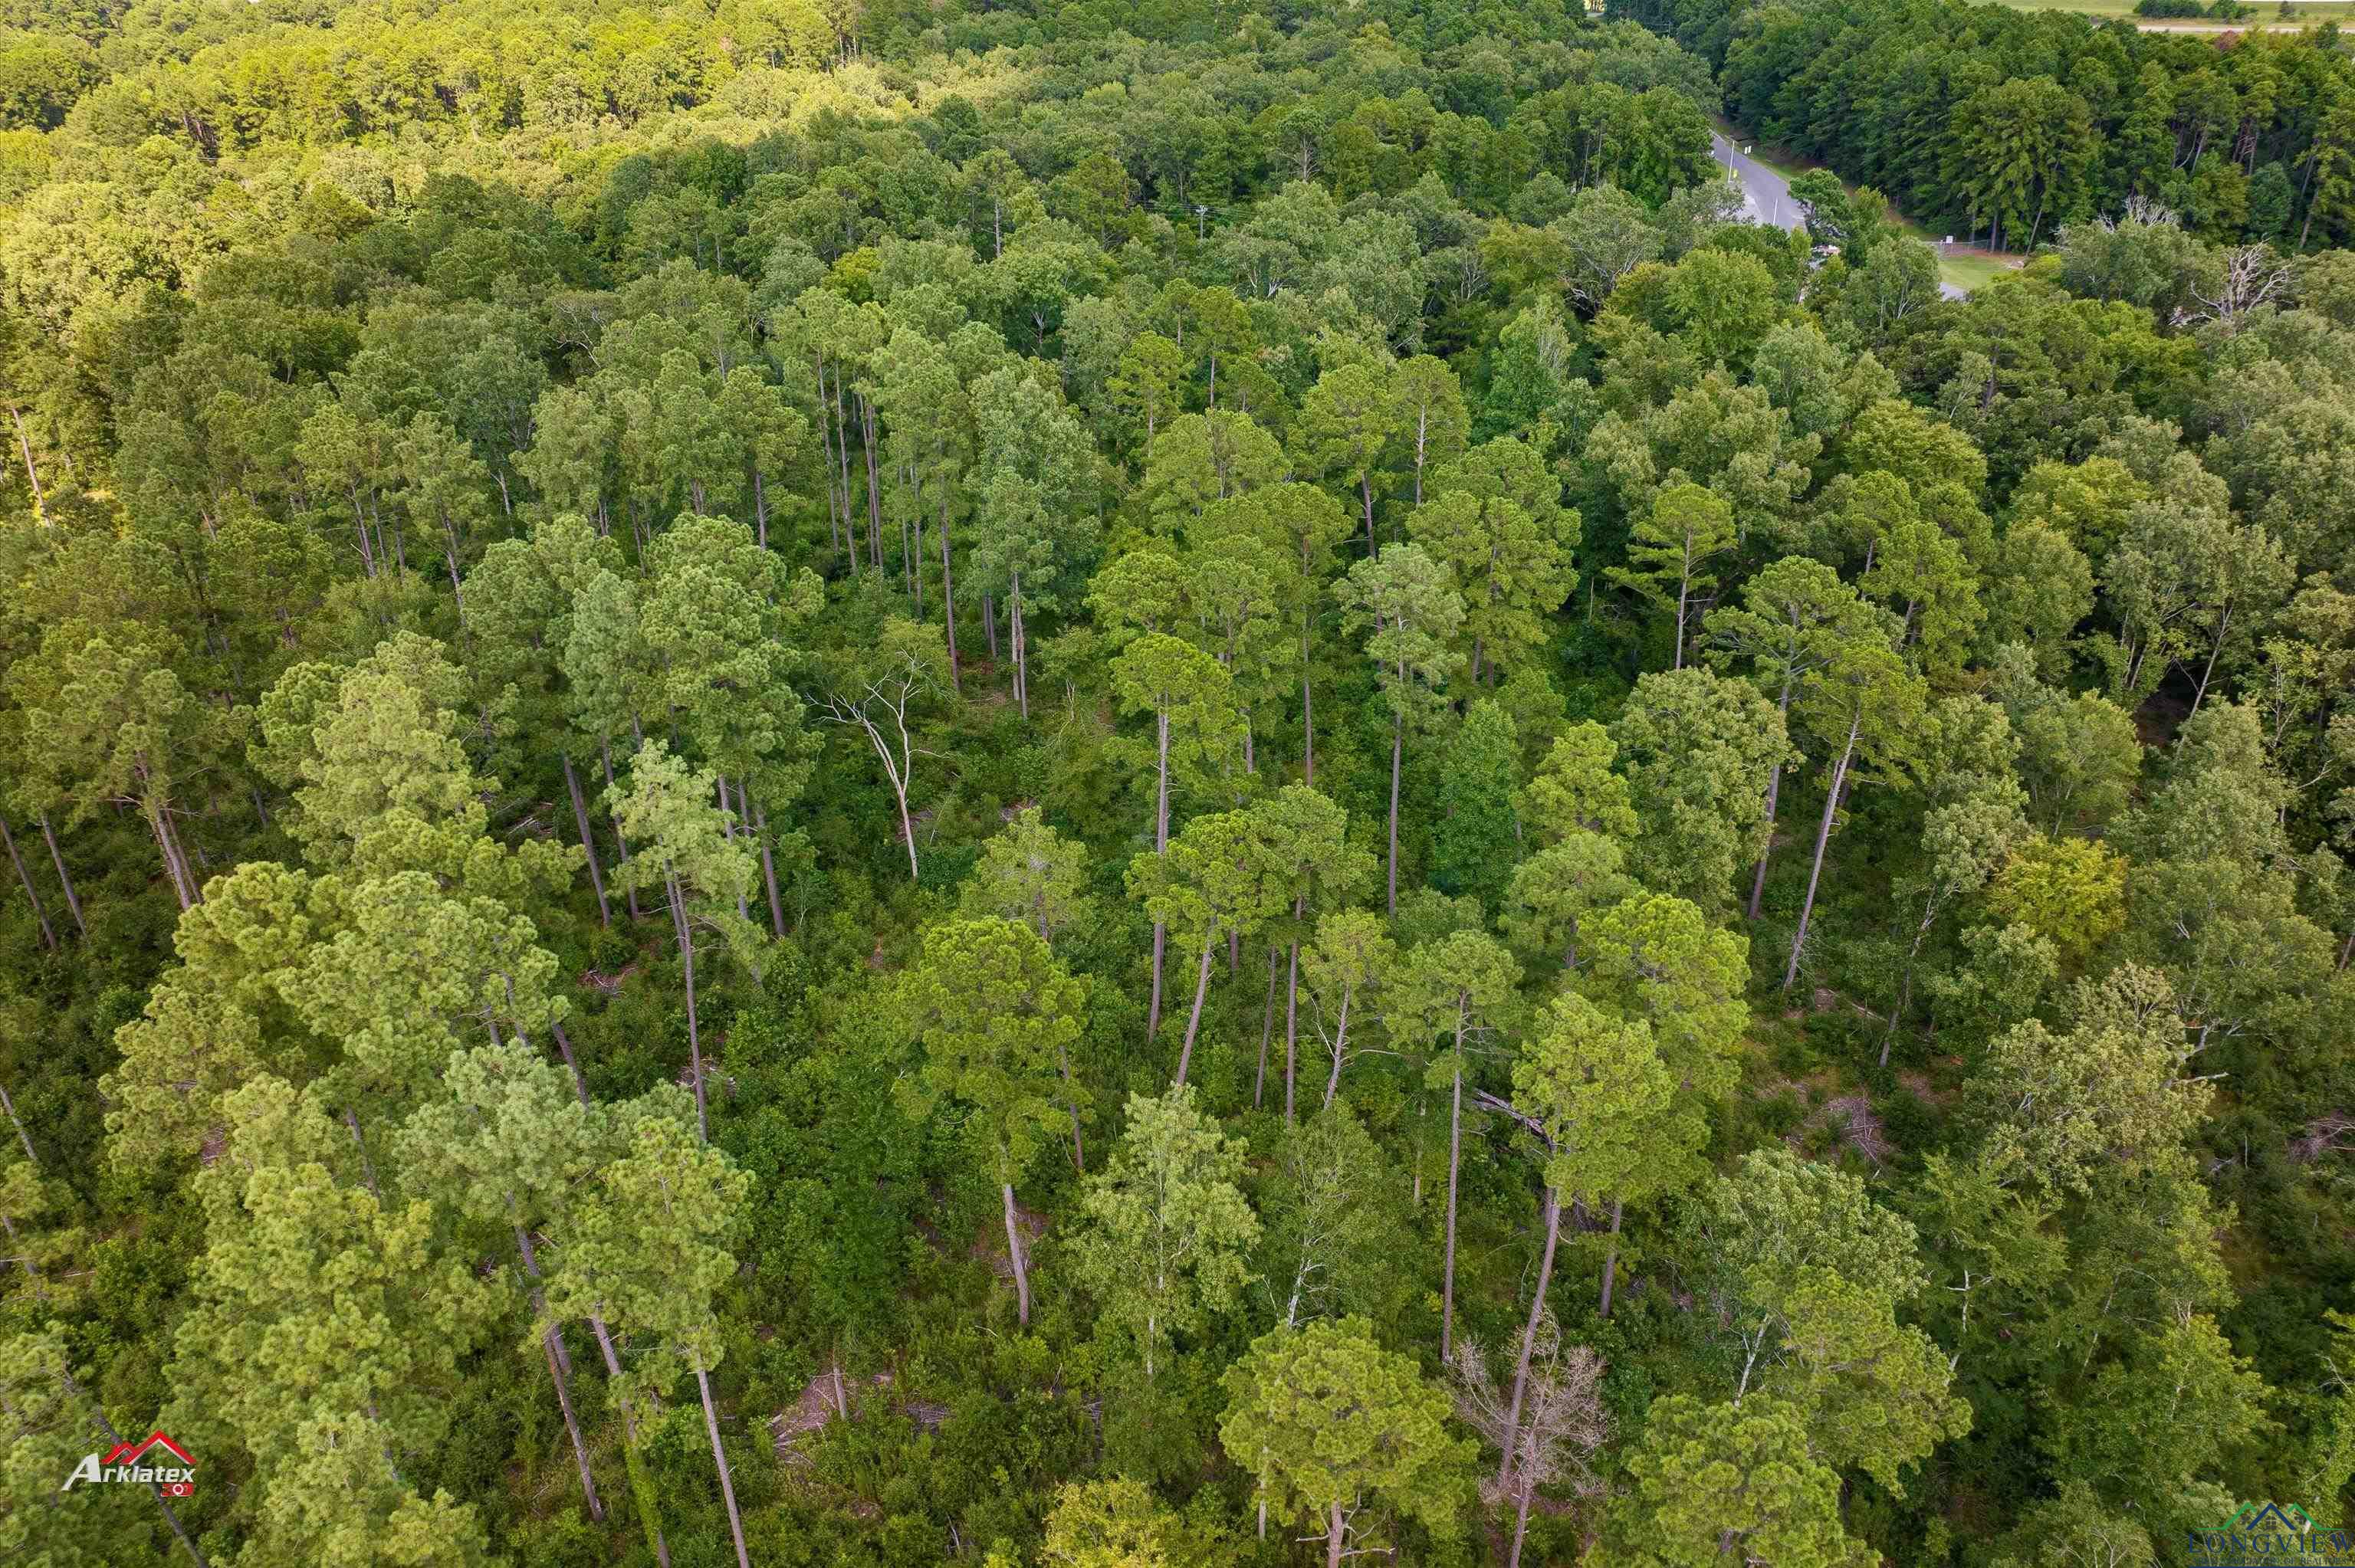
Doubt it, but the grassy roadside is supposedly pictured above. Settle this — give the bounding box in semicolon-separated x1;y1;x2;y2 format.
1710;116;2027;295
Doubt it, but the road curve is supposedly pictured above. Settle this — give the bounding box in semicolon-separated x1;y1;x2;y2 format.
1709;132;1969;300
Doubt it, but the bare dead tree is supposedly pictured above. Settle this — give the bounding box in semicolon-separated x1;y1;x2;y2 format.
816;648;939;883
1449;1314;1608;1568
2192;244;2293;334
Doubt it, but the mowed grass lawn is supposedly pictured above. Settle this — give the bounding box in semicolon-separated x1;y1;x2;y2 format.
1931;248;2020;291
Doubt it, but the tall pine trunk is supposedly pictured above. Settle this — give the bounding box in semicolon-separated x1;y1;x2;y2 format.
1002;1179;1032;1325
37;816;80;936
146;799;198;912
1011;570;1029;720
601;741;644;922
1175;937;1214;1086
1783;715;1860;991
514;1222;603;1520
695;1360;751;1568
1441;1045;1464;1360
0;815;54;951
1598;1197;1625;1317
861;397;882;572
1284;920;1302;1120
1749;753;1785;920
586;1319;672;1566
1385;707;1403;915
1673;570;1689;671
717;779;751;924
1147;707;1171;1036
938;490;961;694
0;1079;36;1166
1254;943;1277;1109
1321;987;1353;1111
666;870;708;1140
562;755;610;927
753;796;786;939
549;1019;590;1106
1497;1185;1563;1492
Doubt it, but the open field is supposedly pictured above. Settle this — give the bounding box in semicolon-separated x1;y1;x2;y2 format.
1986;0;2355;28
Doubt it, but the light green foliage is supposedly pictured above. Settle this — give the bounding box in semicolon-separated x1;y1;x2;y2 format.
0;1154;78;1307
1762;1266;1971;1492
1973;966;2211;1194
547;1090;748;1386
0;1330;170;1564
297;870;565;1110
1606;1394;1874;1568
1253;784;1375;929
961;806;1095;942
641;513;821;805
2047;1314;2277;1513
1695;1146;1929;1311
1148;412;1286;526
1502;833;1631;969
1294;362;1400;536
1579;891;1749;1098
1905;1149;2068;1373
168;1079;498;1568
1338;543;1467;731
895;917;1085;1186
1299;909;1399;1106
1981;517;2093;681
262;634;573;897
1609;667;1790;914
1706;556;1862;717
1260;1104;1416;1329
11;8;2355;1566
8;622;224;907
1988;1482;2156;1568
1991;651;2144;835
1517;721;1637;844
605;738;760;946
1218;1317;1470;1557
393;1041;604;1235
1985;835;2128;966
1110;631;1246;819
1609;480;1735;669
1514;989;1684;1207
1069;1085;1260;1377
1411;436;1578;678
1042;1478;1186;1568
105;977;281;1172
1391;930;1522;1073
1128;809;1288;966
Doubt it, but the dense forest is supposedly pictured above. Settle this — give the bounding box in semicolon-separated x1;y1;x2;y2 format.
2;0;2353;1559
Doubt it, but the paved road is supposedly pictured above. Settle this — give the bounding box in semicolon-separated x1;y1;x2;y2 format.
1710;132;1969;300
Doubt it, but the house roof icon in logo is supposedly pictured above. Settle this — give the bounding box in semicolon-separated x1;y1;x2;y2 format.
2230;1503;2313;1534
102;1432;194;1468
